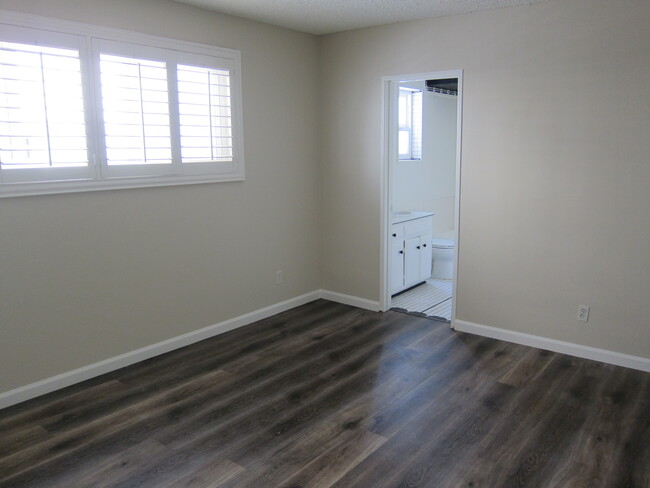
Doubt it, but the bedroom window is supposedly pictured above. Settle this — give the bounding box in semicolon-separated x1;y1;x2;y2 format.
0;12;244;197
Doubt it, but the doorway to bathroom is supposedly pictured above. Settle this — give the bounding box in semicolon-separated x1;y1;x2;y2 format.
380;70;462;325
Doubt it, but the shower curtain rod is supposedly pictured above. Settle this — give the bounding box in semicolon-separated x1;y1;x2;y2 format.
426;86;457;96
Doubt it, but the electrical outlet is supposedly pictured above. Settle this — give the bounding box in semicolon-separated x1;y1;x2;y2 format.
577;305;590;322
276;270;283;284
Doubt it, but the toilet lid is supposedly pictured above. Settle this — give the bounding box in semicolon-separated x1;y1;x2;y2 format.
431;238;455;249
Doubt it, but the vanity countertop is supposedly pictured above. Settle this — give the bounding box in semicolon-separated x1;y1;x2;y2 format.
392;211;435;224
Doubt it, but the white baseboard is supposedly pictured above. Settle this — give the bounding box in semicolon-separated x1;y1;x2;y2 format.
454;319;650;373
319;289;381;312
0;290;321;410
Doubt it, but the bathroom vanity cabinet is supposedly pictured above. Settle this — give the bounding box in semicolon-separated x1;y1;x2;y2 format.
391;213;433;295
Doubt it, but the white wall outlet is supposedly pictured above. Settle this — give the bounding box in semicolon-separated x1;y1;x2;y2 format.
577;305;590;322
276;270;284;284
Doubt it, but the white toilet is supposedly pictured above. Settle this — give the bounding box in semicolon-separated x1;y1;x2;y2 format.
431;236;455;279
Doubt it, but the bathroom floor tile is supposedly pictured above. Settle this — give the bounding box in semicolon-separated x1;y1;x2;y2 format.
425;298;452;321
391;279;452;322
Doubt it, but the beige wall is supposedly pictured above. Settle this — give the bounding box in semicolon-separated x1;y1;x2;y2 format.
0;0;321;392
321;0;650;358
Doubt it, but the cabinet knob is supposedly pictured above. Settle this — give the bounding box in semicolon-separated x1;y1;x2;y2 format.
392;233;397;237
423;243;427;247
416;245;421;250
399;250;404;254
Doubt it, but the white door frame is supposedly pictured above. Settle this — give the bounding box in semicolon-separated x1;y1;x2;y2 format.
379;69;464;328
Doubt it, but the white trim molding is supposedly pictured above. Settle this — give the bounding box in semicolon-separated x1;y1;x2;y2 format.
455;319;650;373
320;290;381;312
0;289;382;409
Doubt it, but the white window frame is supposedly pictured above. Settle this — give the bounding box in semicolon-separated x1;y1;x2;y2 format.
0;11;245;198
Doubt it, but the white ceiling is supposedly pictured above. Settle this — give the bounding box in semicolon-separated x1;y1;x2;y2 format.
172;0;551;35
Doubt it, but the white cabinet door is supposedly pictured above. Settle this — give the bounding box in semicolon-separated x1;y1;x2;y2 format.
390;238;404;295
390;216;434;296
419;233;432;281
404;236;421;288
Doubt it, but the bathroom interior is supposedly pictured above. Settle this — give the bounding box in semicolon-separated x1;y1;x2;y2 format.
390;77;458;322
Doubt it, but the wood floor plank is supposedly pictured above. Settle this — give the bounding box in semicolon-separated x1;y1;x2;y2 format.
276;429;387;488
390;382;520;488
0;300;648;488
329;376;508;488
214;424;384;488
497;360;615;488
216;368;421;486
326;352;501;486
530;363;631;487
0;369;237;486
162;459;245;488
476;354;594;466
595;368;650;488
368;338;515;439
222;337;455;468
498;346;555;387
60;439;170;488
0;424;51;458
0;380;126;432
405;323;455;352
437;361;611;487
212;369;405;488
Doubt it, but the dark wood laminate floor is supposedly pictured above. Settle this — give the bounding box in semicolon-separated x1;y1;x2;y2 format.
1;300;649;487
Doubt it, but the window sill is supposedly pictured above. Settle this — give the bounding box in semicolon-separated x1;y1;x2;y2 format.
0;172;245;198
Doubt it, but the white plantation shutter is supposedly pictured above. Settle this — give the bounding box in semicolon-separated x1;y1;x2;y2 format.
398;88;411;159
177;64;233;163
99;54;172;166
0;42;86;167
0;26;94;184
93;40;175;178
93;40;242;179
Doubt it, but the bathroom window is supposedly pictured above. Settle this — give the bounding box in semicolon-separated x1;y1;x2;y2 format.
0;13;244;197
398;87;422;160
